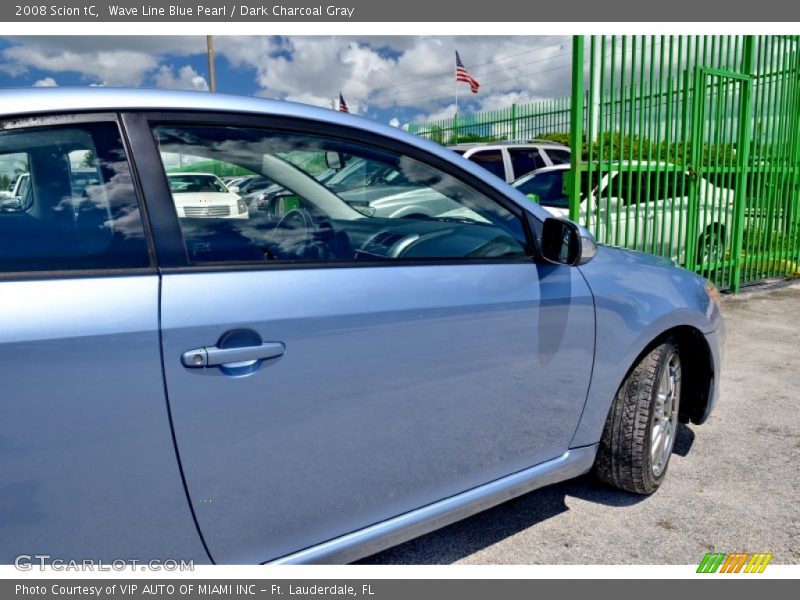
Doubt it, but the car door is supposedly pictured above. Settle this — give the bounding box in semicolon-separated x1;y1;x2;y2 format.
0;113;206;563
127;112;596;565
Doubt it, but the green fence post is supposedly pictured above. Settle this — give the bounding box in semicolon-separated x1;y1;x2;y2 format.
730;36;756;293
569;36;585;222
511;104;517;140
453;113;459;145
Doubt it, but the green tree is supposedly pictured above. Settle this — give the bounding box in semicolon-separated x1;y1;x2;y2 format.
81;151;97;168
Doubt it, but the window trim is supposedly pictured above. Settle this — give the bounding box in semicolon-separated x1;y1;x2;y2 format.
121;110;542;271
0;112;157;280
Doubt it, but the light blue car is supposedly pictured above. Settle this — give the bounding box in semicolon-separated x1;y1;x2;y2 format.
0;88;724;565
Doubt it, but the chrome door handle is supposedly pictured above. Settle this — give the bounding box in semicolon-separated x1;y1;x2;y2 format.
182;342;285;368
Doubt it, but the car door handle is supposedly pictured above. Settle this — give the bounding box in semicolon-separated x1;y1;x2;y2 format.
182;342;286;368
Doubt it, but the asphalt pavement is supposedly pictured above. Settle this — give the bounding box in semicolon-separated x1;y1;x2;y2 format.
360;281;800;564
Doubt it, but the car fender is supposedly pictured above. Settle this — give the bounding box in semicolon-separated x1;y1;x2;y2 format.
569;245;721;448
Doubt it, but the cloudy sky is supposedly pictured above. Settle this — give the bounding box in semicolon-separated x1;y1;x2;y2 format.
0;35;572;126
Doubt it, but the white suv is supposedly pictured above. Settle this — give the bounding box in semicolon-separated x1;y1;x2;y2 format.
449;140;570;183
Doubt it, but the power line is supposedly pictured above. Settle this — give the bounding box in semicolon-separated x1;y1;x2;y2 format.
372;55;572;105
375;59;574;106
378;37;658;109
367;38;569;98
370;50;572;102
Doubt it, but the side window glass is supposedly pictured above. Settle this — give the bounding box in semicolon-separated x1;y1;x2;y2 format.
467;150;506;180
516;171;568;208
664;172;690;199
546;149;571;165
0;122;150;273
508;149;545;180
151;125;530;265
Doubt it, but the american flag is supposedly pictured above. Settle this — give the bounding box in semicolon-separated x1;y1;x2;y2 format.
338;92;350;113
455;51;480;94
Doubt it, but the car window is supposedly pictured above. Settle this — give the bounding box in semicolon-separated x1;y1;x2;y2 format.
514;170;568;208
598;172;636;204
168;174;228;194
1;153;28;194
546;149;571;165
151;125;529;265
507;148;546;179
605;171;663;204
467;150;506;179
662;171;691;199
597;171;672;205
0;122;150;273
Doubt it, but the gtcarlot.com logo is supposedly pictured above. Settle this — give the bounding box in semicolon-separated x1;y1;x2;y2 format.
14;554;194;572
697;552;773;573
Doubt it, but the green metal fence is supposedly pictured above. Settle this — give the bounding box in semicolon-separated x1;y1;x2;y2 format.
407;97;571;144
409;35;800;292
574;35;800;292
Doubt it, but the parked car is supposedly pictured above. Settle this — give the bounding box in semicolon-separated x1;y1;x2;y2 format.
0;171;29;200
449;140;571;183
167;172;249;219
0;88;723;566
236;175;274;195
513;163;735;264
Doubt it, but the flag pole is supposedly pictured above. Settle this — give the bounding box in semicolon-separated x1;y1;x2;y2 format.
454;59;459;116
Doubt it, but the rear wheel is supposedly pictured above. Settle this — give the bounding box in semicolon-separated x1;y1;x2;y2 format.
697;229;724;270
594;339;682;494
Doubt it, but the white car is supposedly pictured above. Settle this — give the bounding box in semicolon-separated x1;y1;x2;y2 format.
0;172;30;210
167;172;249;219
0;172;29;199
514;163;735;264
449;140;571;183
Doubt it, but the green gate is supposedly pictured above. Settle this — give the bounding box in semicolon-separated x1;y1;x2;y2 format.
570;35;800;291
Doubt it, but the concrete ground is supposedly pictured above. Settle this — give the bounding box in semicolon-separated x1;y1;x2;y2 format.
360;282;800;564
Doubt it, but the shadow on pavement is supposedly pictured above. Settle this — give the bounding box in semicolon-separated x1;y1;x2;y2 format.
673;422;696;457
358;426;697;564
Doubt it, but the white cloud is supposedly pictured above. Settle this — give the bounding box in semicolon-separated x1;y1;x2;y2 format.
1;44;159;86
0;35;203;86
215;35;571;116
415;103;457;124
33;76;57;87
152;65;209;91
0;35;573;122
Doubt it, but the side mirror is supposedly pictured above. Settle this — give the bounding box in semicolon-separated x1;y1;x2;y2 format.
325;151;346;170
541;217;598;266
228;185;240;194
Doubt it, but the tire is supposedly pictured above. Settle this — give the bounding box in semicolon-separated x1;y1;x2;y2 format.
697;229;724;269
594;339;682;494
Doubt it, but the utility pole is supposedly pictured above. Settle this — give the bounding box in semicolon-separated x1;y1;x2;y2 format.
207;35;216;92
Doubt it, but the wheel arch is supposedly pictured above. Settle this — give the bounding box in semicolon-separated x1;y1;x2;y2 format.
570;322;716;449
631;325;715;425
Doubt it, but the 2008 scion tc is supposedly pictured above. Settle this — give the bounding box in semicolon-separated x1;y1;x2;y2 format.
0;88;723;565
